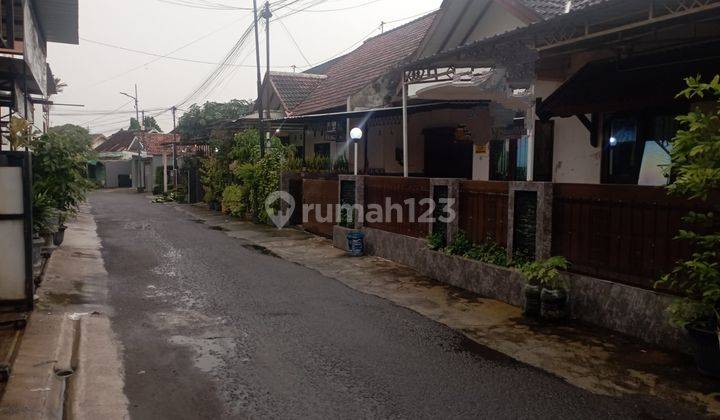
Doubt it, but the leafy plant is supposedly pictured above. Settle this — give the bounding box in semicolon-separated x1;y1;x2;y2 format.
333;155;350;174
8;116;37;151
656;75;720;329
32;126;95;225
465;240;510;267
427;231;446;251
221;184;245;217
519;256;570;290
32;190;58;236
444;231;474;256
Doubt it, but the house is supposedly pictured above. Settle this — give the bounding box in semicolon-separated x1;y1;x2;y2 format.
274;0;720;352
0;0;79;146
95;130;175;189
245;0;600;179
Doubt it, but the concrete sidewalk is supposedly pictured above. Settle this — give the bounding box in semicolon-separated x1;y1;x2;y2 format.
0;205;129;419
175;203;720;416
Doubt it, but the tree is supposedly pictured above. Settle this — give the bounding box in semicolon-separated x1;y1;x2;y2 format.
177;100;253;141
657;75;720;329
128;116;162;132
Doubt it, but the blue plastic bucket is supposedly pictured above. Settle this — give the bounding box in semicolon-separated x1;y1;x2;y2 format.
346;231;365;257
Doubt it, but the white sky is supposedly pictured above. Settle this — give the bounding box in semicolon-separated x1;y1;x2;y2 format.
47;0;442;135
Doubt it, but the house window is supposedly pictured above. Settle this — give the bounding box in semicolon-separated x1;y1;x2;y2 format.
602;113;677;184
314;143;330;157
489;138;528;181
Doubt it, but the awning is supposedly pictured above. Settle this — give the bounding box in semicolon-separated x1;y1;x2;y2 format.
537;45;720;119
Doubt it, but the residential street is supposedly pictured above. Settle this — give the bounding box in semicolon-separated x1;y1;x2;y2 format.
90;189;697;419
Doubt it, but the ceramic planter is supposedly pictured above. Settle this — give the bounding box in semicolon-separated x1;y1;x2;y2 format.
523;284;541;318
686;324;720;378
540;288;568;321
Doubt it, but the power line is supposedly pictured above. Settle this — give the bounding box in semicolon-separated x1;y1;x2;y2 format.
277;19;311;66
89;13;252;87
80;37;299;69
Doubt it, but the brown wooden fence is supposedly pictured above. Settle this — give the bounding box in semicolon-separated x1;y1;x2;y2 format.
364;176;431;238
302;179;338;237
551;184;712;290
459;181;509;247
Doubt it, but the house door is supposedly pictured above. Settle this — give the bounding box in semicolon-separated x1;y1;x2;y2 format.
118;174;131;188
423;127;473;179
533;121;554;182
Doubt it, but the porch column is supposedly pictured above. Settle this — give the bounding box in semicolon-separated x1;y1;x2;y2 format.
402;80;409;178
162;152;168;193
525;85;536;181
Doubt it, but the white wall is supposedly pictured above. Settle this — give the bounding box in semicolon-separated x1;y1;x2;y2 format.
535;80;602;184
343;107;491;177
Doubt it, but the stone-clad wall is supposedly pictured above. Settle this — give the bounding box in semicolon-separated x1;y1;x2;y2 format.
333;225;688;354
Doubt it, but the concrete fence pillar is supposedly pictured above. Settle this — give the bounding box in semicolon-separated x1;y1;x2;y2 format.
338;175;365;229
507;182;553;261
430;178;460;244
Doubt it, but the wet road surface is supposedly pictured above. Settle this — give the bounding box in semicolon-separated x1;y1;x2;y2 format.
91;190;698;419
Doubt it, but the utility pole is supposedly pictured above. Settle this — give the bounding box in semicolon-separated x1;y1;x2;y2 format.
120;85;144;191
252;0;265;157
263;1;272;140
172;106;178;189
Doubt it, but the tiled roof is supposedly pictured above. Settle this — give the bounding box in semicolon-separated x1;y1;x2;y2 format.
268;72;327;113
520;0;607;19
143;133;175;155
291;12;437;115
96;130;173;155
95;130;137;153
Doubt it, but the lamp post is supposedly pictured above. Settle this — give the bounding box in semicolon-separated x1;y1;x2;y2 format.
350;127;363;176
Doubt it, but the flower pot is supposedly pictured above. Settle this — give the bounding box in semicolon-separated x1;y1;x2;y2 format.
523;284;541;318
540;288;568;321
686;325;720;378
53;225;67;247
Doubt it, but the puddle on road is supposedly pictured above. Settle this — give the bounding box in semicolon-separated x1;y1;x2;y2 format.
168;335;239;373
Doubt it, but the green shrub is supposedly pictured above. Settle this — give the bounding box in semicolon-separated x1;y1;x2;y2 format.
518;256;570;290
444;231;474;256
426;231;445;251
32;126;94;225
222;184;245;217
32;190;58;236
655;75;720;329
465;240;510;267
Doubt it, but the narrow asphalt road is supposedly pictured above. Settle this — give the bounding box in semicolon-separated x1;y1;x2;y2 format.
90;189;694;419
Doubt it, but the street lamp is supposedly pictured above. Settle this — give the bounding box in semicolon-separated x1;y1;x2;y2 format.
350;127;363;175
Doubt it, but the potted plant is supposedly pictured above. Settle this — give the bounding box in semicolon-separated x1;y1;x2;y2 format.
655;75;720;378
53;211;70;246
519;256;570;320
32;191;56;261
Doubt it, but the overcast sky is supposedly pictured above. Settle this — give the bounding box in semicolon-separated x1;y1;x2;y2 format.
47;0;442;135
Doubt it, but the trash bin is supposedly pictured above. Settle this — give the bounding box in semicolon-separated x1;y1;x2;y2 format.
346;231;365;257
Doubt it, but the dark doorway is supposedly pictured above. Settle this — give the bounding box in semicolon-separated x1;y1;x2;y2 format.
533;120;554;182
423;127;473;179
118;174;131;188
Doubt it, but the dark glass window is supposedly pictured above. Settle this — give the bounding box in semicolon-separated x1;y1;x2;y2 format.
313;143;330;157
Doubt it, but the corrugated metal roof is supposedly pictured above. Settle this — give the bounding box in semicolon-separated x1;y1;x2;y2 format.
33;0;79;44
